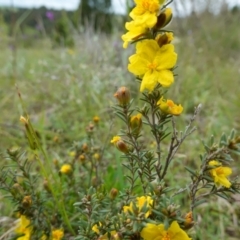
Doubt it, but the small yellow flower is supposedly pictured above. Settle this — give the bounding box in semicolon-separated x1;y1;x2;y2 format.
157;97;183;116
209;160;232;188
123;196;153;218
128;40;177;92
52;229;64;240
130;0;165;28
141;221;191;240
15;215;32;240
60;164;72;175
111;136;129;153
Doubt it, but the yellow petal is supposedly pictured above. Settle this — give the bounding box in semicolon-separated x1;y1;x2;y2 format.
155;44;177;70
168;221;192;240
156;69;174;87
128;55;149;76
140;70;159;92
140;223;164;240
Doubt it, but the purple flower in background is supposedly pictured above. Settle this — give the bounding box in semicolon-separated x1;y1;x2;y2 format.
46;11;54;21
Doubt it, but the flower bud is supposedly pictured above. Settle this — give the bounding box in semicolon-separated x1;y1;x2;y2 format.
82;143;88;152
183;211;194;230
7;146;20;157
79;154;85;162
111;136;129;153
130;113;142;135
114;87;131;107
110;188;118;200
22;195;32;208
154;8;172;30
93;116;100;124
43;179;51;193
93;153;100;161
156;32;174;47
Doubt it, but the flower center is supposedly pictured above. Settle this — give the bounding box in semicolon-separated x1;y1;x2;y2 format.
216;167;224;175
167;100;174;108
148;62;157;70
162;233;171;240
141;0;160;13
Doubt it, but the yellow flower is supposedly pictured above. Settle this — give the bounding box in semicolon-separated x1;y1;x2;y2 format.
15;215;32;240
60;164;72;175
157;97;183;116
52;229;64;240
141;221;191;240
209;160;232;188
128;40;177;92
130;0;165;28
111;136;129;153
123;196;153;218
122;20;149;48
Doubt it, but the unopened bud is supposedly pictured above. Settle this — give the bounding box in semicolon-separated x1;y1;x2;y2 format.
79;154;85;162
111;136;129;153
11;183;23;197
43;179;51;193
183;211;194;229
93;116;100;124
114;87;131;107
22;195;32;208
156;32;174;47
7;146;20;157
110;188;118;200
154;8;172;30
130;113;142;135
20;116;29;125
82;143;88;152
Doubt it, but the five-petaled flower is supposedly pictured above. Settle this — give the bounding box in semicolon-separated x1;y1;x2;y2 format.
208;160;232;188
60;164;72;175
140;220;191;240
128;39;177;92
